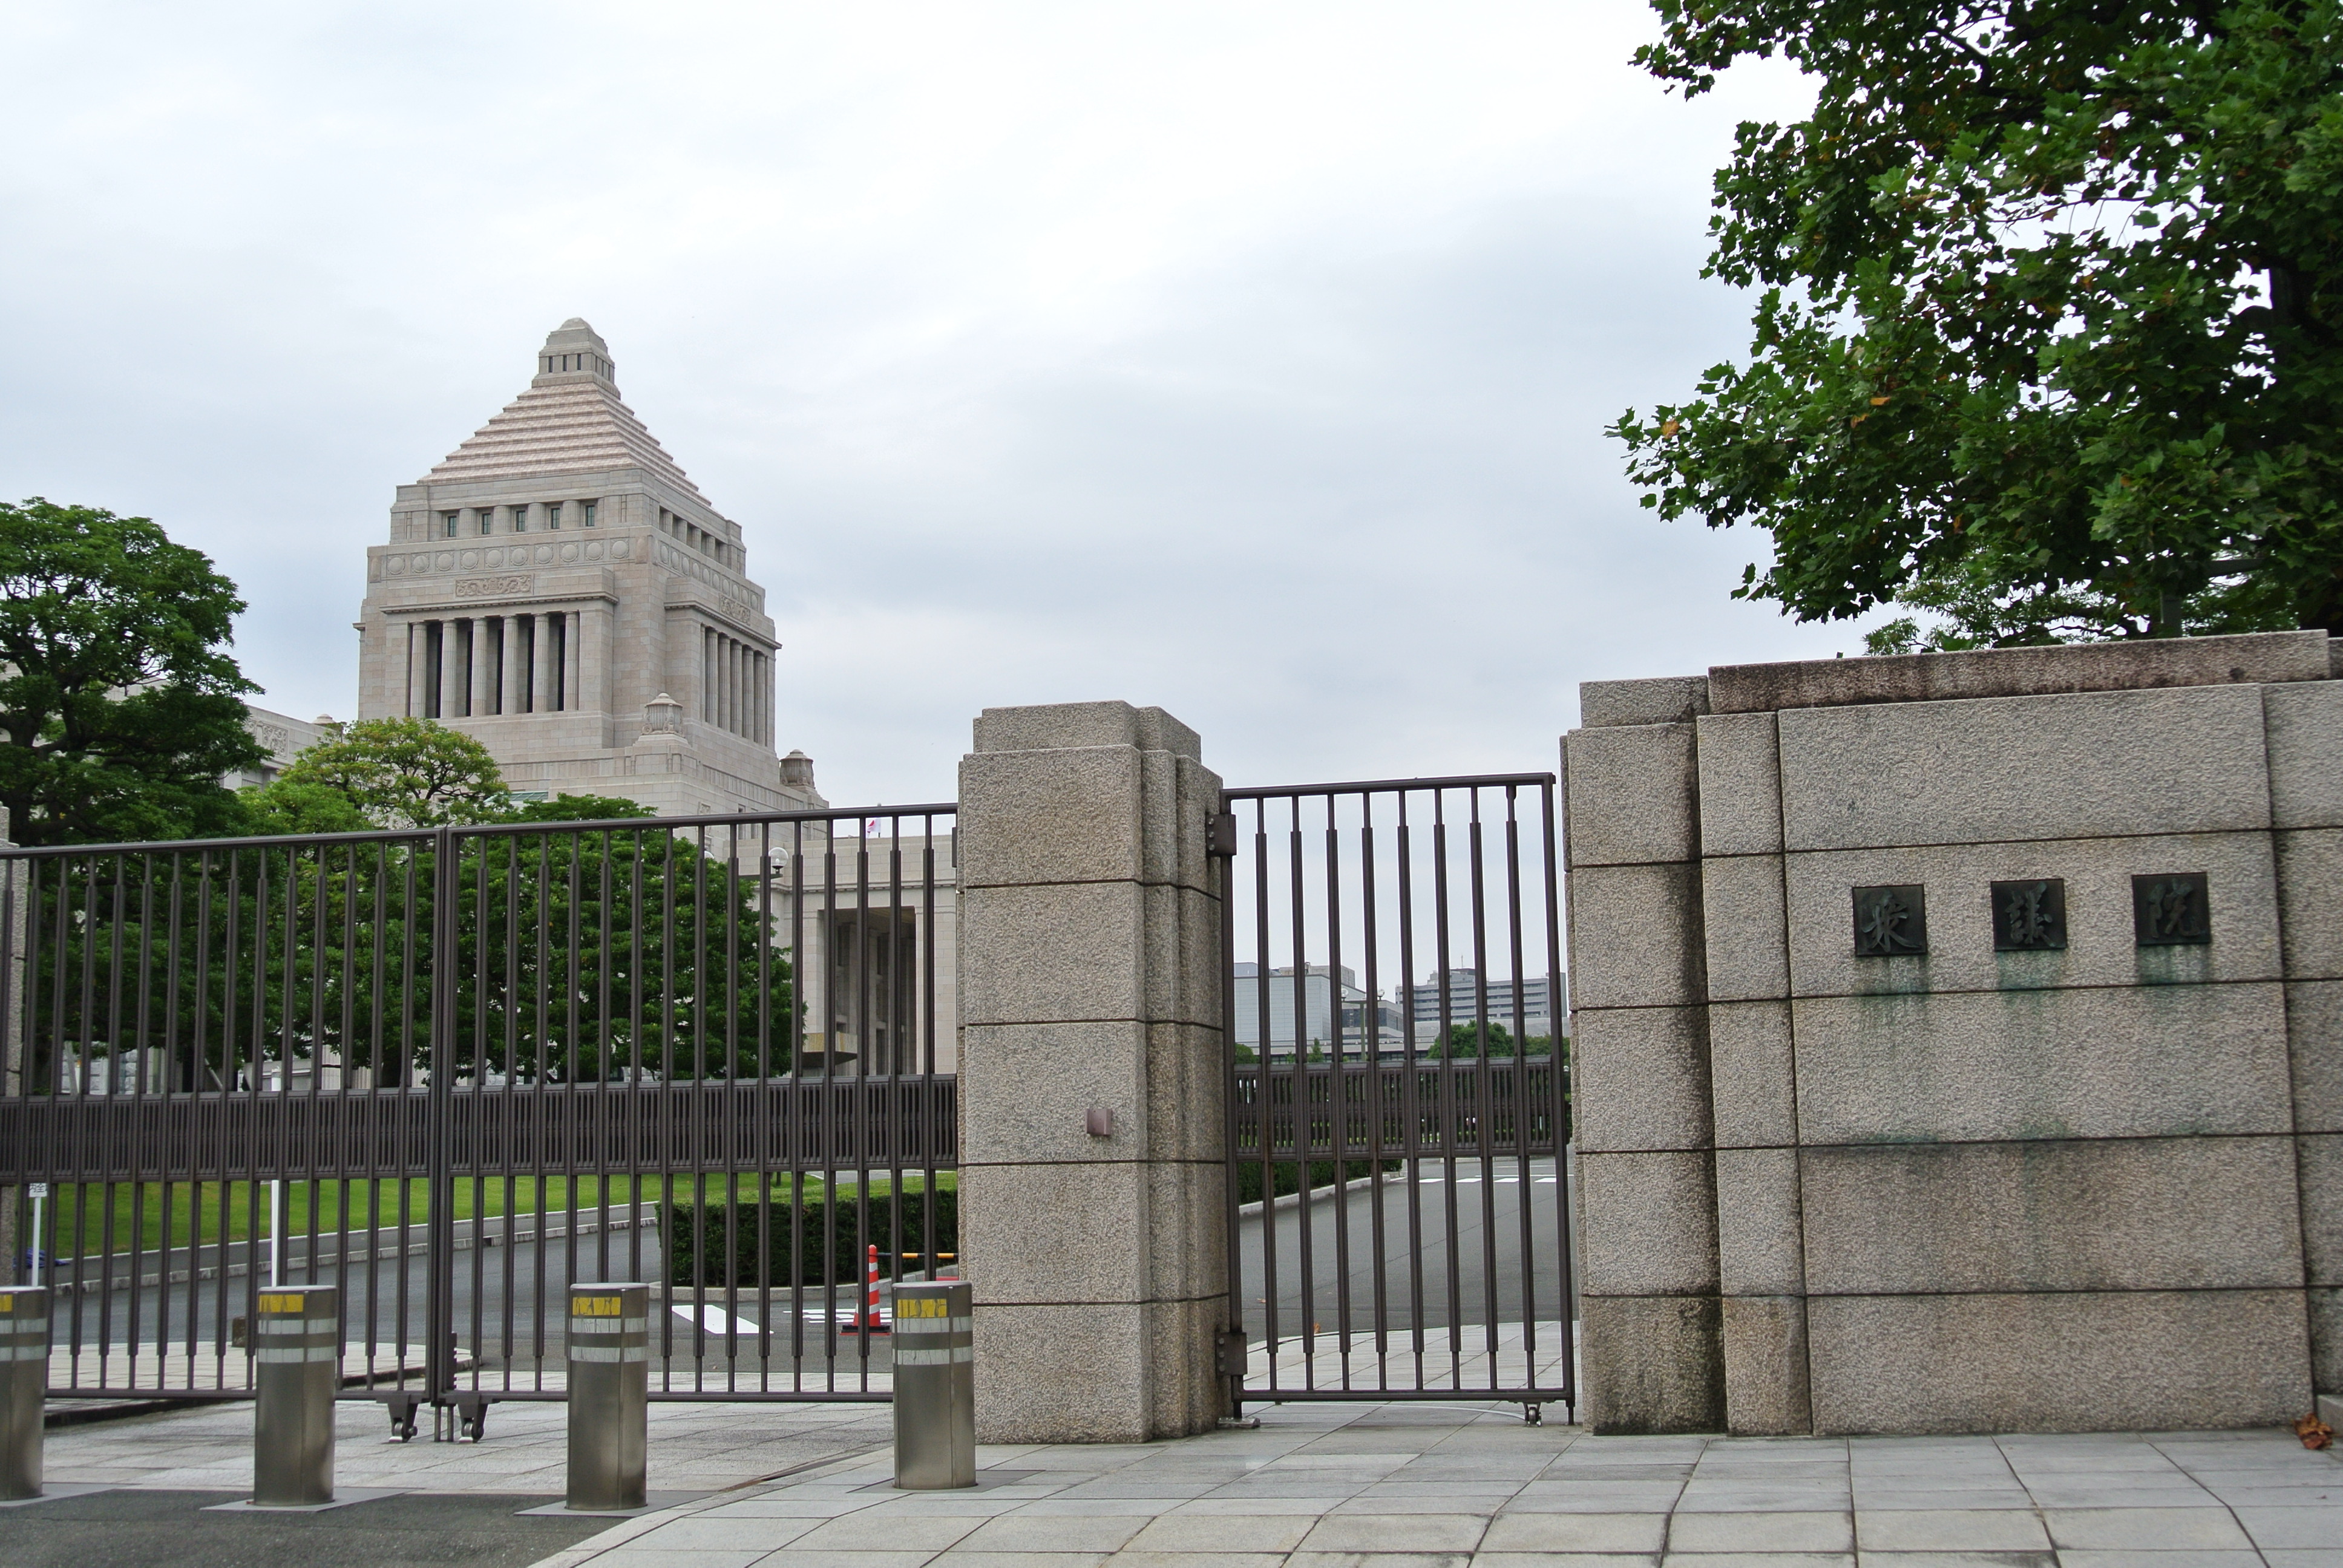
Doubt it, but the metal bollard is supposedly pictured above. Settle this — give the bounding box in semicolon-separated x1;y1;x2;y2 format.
1;1287;49;1501
252;1285;339;1508
891;1281;972;1489
565;1284;647;1512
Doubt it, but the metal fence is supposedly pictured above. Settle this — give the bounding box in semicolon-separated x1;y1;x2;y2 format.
1219;773;1574;1419
0;804;957;1433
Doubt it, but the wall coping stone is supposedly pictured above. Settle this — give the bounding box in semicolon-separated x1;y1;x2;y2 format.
972;700;1202;759
1580;675;1713;728
1705;632;2331;716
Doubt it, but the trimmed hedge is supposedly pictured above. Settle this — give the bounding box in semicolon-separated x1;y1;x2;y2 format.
666;1184;956;1289
1234;1158;1401;1206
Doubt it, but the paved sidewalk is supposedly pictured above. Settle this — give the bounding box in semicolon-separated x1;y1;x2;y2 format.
532;1400;2343;1568
40;1396;890;1495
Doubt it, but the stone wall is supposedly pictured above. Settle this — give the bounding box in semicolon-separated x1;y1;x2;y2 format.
1565;632;2341;1435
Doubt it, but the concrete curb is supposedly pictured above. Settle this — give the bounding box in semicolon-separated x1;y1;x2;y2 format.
1234;1167;1404;1220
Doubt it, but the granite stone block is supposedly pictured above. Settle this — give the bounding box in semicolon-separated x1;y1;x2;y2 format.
1581;676;1711;729
1783;833;2282;999
974;1302;1150;1443
972;700;1201;760
2300;1134;2342;1289
960;881;1143;1026
1777;685;2273;852
1709;1001;1797;1149
1806;1289;2312;1434
1697;711;1784;858
1792;982;2294;1145
1722;1295;1813;1436
1703;853;1789;1001
959;1161;1147;1304
1565;722;1700;867
2278;829;2343;981
2312;1288;2343;1394
1715;1148;1803;1296
1144;1021;1226;1163
960;1020;1147;1165
1800;1136;2305;1294
1132;748;1222;895
1142;1159;1230;1304
2266;681;2343;831
1570;1004;1712;1153
1578;1149;1719;1296
1565;863;1708;1011
1139;882;1225;1028
2287;981;2343;1134
957;745;1142;890
1144;1295;1231;1437
1710;631;2328;716
1581;1294;1725;1434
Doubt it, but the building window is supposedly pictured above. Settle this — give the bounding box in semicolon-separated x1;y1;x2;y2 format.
512;504;528;532
548;501;563;530
477;508;493;535
582;500;596;528
443;512;460;538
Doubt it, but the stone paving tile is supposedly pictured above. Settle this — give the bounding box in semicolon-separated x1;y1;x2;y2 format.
927;1554;1109;1568
1283;1554;1474;1568
1294;1511;1492;1552
1853;1507;2050;1550
2039;1506;2255;1549
1662;1509;1852;1552
1093;1555;1289;1568
1122;1512;1320;1551
777;1511;986;1552
1478;1509;1666;1551
1170;1495;1358;1515
2266;1553;2343;1567
1855;1555;2053;1568
2052;1553;2264;1568
1654;1553;1851;1567
2236;1503;2343;1547
1474;1556;1656;1568
953;1512;1152;1552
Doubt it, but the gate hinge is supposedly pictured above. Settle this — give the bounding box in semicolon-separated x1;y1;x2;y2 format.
1215;1326;1249;1379
1206;809;1237;858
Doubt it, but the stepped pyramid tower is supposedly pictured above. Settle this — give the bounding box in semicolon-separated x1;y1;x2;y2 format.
356;319;824;816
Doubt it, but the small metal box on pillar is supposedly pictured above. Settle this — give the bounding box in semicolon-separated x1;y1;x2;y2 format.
253;1285;339;1507
892;1281;973;1489
566;1284;648;1512
1;1287;50;1501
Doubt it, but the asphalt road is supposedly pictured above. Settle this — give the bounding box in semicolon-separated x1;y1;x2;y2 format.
1235;1156;1569;1341
0;1490;608;1568
50;1218;897;1398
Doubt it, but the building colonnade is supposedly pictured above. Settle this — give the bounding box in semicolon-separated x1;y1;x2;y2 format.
404;611;580;719
702;627;769;745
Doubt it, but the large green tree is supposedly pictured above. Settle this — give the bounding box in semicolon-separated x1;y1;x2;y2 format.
0;498;263;845
1610;1;2343;647
269;716;510;828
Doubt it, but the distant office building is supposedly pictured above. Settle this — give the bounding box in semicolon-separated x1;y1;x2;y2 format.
1230;963;1404;1056
1407;969;1562;1040
224;705;333;790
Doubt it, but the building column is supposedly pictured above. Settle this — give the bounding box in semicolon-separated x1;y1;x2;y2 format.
530;613;552;714
467;619;490;718
403;622;421;717
431;621;453;720
956;701;1230;1442
581;603;611;716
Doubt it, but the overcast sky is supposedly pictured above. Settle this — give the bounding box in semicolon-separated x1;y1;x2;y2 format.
1;0;1861;806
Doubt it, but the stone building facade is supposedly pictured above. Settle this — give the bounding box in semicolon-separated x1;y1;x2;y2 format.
354;319;823;819
1564;631;2341;1435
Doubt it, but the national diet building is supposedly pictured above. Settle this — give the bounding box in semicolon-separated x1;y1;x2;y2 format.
354;319;824;817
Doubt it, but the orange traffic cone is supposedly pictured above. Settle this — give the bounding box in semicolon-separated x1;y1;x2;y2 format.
841;1242;890;1335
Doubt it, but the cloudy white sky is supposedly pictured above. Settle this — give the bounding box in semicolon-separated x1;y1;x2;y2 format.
1;0;1858;806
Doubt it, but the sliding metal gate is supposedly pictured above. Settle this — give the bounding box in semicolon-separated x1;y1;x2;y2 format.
0;804;955;1432
1220;773;1573;1420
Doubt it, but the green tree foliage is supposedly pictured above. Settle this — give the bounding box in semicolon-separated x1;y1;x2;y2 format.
1427;1019;1556;1060
26;790;797;1091
0;498;263;845
1610;2;2343;644
269;716;510;828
